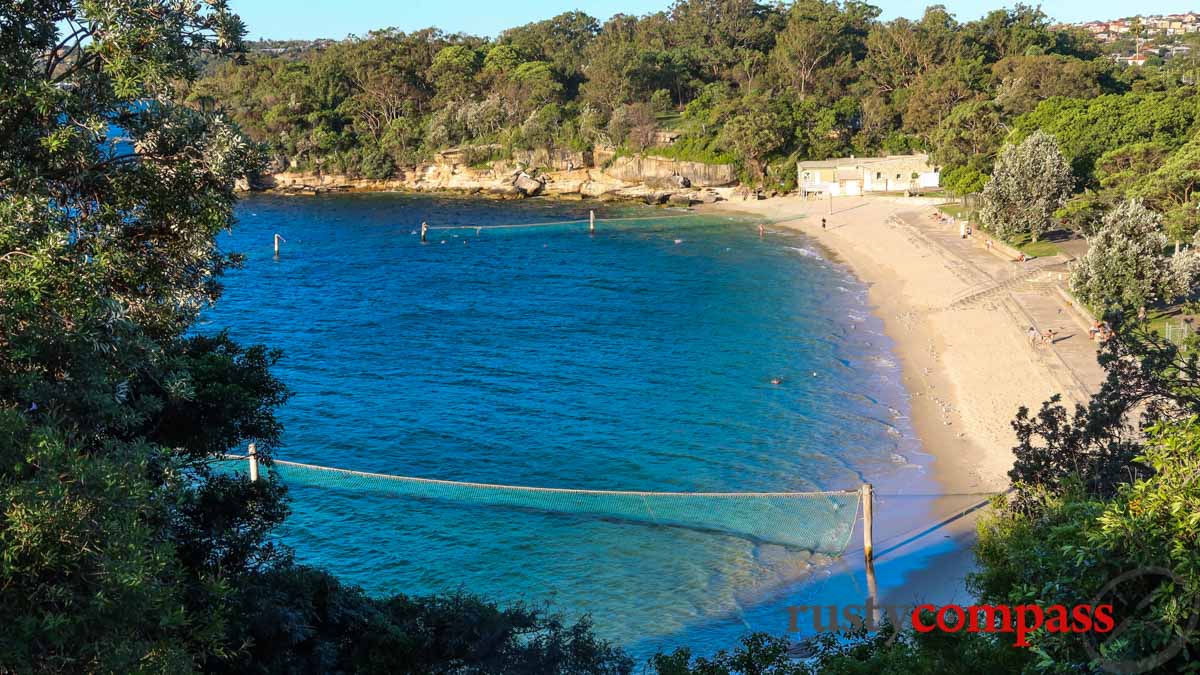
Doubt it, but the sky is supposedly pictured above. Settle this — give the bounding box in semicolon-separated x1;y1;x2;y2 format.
234;1;1200;40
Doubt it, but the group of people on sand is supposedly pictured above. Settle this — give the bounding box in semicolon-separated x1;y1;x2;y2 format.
1088;321;1114;343
1027;325;1058;346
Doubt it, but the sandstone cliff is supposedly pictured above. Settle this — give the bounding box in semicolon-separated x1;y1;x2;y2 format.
250;144;740;206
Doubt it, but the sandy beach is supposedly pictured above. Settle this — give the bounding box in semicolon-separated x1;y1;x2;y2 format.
703;195;1092;496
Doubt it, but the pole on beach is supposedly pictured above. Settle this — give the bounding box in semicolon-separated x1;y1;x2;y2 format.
589;210;595;234
860;483;878;622
248;442;259;482
827;190;834;215
420;222;428;243
861;483;874;563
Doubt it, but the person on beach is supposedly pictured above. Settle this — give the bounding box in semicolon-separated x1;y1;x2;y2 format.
1042;328;1057;345
1028;326;1039;345
821;218;826;229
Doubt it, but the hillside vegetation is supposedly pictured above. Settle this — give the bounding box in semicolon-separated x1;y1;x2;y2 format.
192;3;1129;190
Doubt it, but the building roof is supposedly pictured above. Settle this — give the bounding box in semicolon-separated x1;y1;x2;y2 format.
797;154;932;170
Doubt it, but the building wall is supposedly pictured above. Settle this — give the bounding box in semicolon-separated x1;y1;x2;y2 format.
799;155;940;195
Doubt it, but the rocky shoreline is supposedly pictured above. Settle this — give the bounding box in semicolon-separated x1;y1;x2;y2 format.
244;147;744;206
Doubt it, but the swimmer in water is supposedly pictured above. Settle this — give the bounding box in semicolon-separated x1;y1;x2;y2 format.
770;377;783;385
758;224;765;237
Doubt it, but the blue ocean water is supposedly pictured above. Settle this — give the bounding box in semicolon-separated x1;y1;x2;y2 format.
205;193;934;656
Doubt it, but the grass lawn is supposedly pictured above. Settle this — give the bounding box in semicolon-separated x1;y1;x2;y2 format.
1147;308;1177;338
937;203;970;220
936;204;1063;257
1009;233;1062;258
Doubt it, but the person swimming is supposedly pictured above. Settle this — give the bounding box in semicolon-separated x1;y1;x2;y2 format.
770;377;783;385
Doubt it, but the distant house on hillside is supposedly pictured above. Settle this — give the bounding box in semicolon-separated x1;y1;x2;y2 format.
797;154;940;196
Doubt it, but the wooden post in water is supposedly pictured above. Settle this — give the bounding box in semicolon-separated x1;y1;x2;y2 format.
248;442;259;483
589;210;595;234
861;483;874;562
420;222;428;243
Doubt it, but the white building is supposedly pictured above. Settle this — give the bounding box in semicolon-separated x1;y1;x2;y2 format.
797;154;941;197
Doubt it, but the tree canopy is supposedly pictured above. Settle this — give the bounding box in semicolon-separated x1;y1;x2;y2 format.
190;3;1099;189
0;2;630;671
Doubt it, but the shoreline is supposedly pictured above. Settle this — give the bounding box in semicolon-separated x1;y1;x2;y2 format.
702;195;1078;498
698;195;1100;608
694;194;1099;608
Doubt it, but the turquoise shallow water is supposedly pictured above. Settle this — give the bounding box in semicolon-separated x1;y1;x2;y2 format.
205;193;935;656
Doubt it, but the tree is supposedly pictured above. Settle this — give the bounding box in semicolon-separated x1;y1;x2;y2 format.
963;4;1057;62
1070;200;1182;311
767;0;877;101
941;165;989;198
499;11;600;85
861;7;967;96
991;54;1103;116
980;130;1073;241
0;0;287;668
1134;137;1200;244
429;44;482;105
720;105;788;186
929;100;1004;170
1;3;630;671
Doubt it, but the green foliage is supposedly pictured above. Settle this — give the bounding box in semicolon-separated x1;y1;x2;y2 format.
191;2;1098;184
1;3;630;672
980;131;1073;242
647;136;736;165
1012;88;1200;186
224;566;634;674
650;88;674;113
720;106;789;185
930;100;1004;171
652;633;805;674
974;419;1200;671
802;621;1027;673
0;414;225;673
1070;200;1181;311
941;165;989;196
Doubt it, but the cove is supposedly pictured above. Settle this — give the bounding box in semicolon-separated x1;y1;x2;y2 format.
202;192;936;656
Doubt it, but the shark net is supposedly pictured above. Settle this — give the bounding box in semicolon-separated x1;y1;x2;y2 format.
220;456;863;555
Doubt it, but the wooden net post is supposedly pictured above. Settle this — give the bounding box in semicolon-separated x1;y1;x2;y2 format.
420;222;428;243
589;210;595;234
248;442;259;483
861;483;874;563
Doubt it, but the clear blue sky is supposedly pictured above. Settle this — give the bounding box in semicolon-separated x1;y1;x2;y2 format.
234;0;1200;40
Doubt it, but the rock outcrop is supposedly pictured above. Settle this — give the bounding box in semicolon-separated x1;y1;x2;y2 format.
251;144;735;206
513;172;545;196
